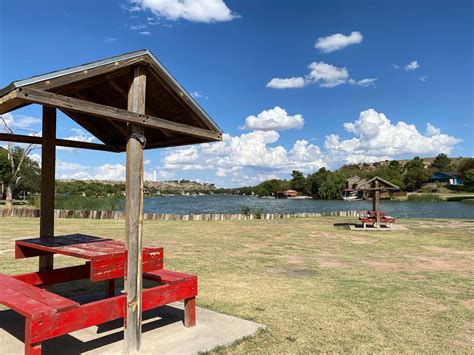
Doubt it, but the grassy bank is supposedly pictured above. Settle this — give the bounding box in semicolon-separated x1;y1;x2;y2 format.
0;217;473;352
395;192;474;202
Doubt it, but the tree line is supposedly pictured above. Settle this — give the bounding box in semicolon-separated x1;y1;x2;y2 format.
228;154;474;199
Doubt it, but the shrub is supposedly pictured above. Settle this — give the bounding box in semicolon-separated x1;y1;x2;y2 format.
240;205;252;216
240;205;265;218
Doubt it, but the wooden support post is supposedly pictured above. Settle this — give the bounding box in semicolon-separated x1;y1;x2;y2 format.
184;297;196;327
124;66;146;354
374;180;380;230
39;106;56;271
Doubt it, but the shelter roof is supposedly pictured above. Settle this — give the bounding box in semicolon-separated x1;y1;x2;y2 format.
0;50;222;151
357;176;400;191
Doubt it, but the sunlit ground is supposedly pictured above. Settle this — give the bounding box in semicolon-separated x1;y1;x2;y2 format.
1;217;473;353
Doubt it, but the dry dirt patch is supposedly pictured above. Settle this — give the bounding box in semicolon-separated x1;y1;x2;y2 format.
365;256;474;272
413;296;450;312
318;260;349;269
417;220;474;230
462;299;474;310
422;246;474;257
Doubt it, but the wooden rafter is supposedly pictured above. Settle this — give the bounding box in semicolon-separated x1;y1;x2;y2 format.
2;87;222;141
0;133;119;152
75;92;128;137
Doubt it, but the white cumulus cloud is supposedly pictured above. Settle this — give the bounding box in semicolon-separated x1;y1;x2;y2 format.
241;106;304;131
324;109;462;165
0;112;41;132
315;31;363;53
266;77;305;89
404;60;419;71
267;62;376;89
426;123;441;136
56;161;127;180
58;128;96;151
159;130;326;184
306;62;350;88
129;0;238;23
349;78;378;87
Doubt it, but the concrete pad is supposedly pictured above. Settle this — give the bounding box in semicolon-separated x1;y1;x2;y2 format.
349;224;408;231
0;300;264;354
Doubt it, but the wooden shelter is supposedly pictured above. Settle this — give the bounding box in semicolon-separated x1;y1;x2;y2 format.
0;50;222;353
357;176;399;228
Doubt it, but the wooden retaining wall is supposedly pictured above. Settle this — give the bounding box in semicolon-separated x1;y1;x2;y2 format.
0;208;361;221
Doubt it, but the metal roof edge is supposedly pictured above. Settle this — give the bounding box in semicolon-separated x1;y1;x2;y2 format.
0;50;149;97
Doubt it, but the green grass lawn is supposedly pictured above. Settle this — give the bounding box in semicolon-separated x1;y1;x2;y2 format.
0;217;473;353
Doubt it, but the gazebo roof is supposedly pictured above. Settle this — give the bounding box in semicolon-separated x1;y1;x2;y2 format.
0;50;222;151
357;176;400;191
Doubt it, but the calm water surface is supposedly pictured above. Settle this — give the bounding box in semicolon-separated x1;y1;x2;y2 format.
139;195;474;219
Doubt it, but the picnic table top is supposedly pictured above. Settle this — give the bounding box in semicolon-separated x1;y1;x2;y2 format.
15;234;163;281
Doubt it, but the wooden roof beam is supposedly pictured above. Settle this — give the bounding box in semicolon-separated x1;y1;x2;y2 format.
75;92;128;137
0;133;119;152
5;87;222;141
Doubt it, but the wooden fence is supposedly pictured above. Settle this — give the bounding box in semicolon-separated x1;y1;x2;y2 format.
0;208;361;221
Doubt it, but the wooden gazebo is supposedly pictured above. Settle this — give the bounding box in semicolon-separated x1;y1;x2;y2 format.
357;176;399;228
0;50;222;353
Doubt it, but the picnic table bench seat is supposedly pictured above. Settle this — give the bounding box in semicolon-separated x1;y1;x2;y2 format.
359;216;396;223
0;273;80;317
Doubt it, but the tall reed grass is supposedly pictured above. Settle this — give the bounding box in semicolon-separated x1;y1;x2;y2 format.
406;194;443;202
30;195;123;211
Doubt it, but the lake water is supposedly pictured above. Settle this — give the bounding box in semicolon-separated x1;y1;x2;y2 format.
141;195;474;219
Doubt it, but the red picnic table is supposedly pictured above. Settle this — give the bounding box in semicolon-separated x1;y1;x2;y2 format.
359;211;396;229
0;234;197;355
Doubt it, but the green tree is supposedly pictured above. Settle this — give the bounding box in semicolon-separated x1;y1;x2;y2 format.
431;153;452;172
0;146;39;205
404;157;431;191
337;164;367;179
256;179;290;196
388;160;400;171
290;170;309;195
307;167;333;197
368;166;403;183
463;169;474;191
391;178;405;190
318;172;346;200
457;158;474;176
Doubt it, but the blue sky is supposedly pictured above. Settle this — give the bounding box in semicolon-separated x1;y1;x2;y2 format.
0;0;472;187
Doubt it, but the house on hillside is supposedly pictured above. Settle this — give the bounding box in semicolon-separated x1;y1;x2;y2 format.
346;176;368;190
342;176;369;200
428;172;463;186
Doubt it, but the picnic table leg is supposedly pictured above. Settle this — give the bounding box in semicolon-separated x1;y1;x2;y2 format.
106;279;115;298
184;297;196;327
25;319;42;355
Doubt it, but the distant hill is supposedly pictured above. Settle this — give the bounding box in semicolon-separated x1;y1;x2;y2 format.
346;156;469;171
57;179;216;194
